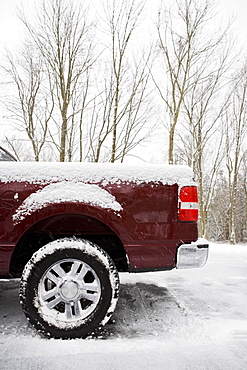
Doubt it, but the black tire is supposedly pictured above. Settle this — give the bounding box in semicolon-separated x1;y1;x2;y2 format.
19;238;119;339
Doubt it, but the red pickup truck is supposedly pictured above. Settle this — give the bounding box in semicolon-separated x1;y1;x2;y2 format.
0;147;208;338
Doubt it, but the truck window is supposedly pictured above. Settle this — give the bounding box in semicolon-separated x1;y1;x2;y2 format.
0;147;17;161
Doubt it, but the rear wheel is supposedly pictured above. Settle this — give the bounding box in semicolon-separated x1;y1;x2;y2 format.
20;238;119;338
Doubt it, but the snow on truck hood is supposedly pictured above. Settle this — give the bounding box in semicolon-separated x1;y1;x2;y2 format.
0;162;196;187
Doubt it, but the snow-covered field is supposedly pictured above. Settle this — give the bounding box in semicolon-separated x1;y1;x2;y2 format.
1;242;247;369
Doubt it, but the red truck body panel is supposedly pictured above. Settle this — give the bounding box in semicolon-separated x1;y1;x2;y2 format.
0;162;198;276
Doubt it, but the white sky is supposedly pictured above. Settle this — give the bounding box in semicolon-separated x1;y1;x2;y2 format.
0;0;247;52
0;0;246;160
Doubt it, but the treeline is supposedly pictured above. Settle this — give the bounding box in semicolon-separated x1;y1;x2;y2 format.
0;0;247;244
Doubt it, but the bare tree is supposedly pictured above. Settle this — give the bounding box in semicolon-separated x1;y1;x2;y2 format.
2;45;54;161
155;0;228;164
206;171;229;241
225;66;247;244
20;0;94;161
85;70;115;162
241;154;247;241
103;0;153;163
177;49;231;237
154;0;233;238
115;63;154;163
84;54;155;163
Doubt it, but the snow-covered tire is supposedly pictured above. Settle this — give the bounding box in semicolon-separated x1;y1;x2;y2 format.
19;238;119;339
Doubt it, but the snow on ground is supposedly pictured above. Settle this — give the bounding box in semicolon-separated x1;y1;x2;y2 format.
1;242;247;369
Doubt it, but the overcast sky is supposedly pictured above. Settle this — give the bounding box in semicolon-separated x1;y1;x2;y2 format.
0;0;247;53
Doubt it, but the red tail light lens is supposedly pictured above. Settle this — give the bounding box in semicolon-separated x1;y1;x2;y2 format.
178;186;198;222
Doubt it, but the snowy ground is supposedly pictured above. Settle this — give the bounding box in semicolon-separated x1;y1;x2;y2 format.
1;242;247;369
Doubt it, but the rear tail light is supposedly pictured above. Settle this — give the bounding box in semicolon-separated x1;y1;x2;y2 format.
178;186;198;222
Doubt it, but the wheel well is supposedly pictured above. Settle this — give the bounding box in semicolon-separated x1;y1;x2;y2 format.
10;213;128;276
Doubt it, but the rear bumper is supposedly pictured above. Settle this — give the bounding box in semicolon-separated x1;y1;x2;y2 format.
176;240;209;269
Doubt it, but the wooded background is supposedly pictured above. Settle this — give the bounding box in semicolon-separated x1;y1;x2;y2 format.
0;0;246;244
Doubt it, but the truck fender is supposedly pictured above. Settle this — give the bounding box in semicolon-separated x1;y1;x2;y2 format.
12;181;122;224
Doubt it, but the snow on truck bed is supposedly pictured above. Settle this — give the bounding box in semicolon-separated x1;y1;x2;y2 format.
0;162;195;187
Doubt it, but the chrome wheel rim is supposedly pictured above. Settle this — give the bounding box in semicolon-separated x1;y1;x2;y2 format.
38;259;101;324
